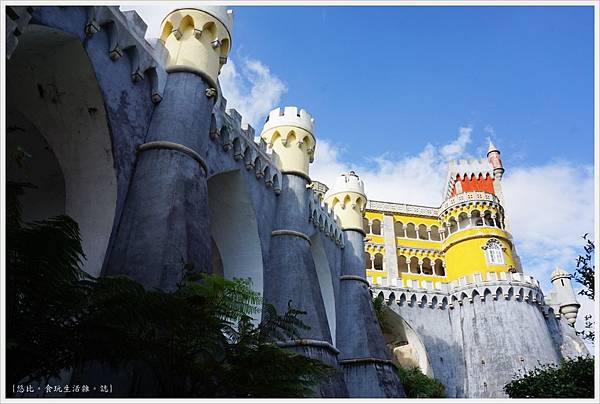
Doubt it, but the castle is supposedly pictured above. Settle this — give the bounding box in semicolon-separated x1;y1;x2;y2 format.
5;5;588;398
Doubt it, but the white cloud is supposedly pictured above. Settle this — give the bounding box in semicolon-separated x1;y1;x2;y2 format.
503;162;595;285
219;59;287;130
441;126;473;160
311;127;472;206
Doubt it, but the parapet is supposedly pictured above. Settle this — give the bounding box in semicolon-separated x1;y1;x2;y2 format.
262;106;315;135
79;7;170;104
163;6;233;37
209;95;282;195
309;191;345;247
371;271;556;314
326;171;365;198
160;6;233;89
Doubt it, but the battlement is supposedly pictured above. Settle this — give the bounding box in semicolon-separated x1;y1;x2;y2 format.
445;158;495;198
448;158;492;179
370;273;559;316
371;270;540;293
309;191;345;247
262;106;315;135
326;171;365;198
162;6;233;38
36;6;172;104
210;96;282;194
439;191;501;216
367;200;439;218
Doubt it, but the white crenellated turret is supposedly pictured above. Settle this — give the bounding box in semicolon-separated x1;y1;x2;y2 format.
160;6;233;90
550;267;580;326
260;106;316;178
324;171;367;232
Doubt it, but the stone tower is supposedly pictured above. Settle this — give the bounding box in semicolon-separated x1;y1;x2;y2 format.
325;172;405;397
260;107;348;397
550;267;581;326
104;6;233;291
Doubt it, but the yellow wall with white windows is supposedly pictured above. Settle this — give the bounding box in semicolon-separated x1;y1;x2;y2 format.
443;228;516;282
362;191;517;287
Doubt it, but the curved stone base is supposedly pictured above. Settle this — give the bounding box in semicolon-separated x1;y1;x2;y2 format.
342;361;404;398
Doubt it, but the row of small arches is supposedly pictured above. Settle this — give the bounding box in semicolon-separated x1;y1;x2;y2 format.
442;209;505;233
365;253;446;276
211;119;282;195
375;286;545;310
364;209;505;240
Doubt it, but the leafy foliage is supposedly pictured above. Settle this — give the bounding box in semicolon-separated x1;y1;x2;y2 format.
573;234;595;342
7;182;334;397
503;356;594;398
396;366;446;398
372;294;385;325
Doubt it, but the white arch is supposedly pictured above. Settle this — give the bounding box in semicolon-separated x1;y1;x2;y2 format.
7;24;117;277
208;170;264;309
310;233;337;343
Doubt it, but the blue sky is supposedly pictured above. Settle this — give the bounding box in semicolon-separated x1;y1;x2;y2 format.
126;4;596;335
229;6;594;167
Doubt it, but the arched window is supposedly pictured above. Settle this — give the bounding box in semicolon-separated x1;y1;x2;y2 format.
405;223;417;239
363;217;370;234
365;252;372;269
398;255;408;273
448;217;458;234
395;221;405;238
430;225;441;241
434;259;445;276
374;253;384;270
372;219;382;235
418;224;428;240
422;258;433;275
483;210;494;226
472;210;483;226
495;213;503;229
458;212;470;229
409;257;420;274
483;239;505;265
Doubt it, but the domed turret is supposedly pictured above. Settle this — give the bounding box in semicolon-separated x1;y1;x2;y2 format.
260;106;316;178
550;266;580;326
324;171;367;232
160;6;233;90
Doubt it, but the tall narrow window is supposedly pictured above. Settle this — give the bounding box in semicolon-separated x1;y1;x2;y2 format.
483;239;505;265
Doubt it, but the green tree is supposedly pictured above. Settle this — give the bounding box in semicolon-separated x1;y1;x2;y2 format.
396;366;446;398
503;356;594;398
6;182;334;397
573;234;595;342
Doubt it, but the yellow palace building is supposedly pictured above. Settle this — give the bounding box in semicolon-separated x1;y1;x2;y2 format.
360;141;523;289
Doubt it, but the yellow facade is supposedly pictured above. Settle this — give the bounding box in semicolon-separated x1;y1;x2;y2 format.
363;190;518;287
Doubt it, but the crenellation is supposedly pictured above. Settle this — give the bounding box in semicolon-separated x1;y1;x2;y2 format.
209;103;283;195
309;189;345;246
82;6;168;103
